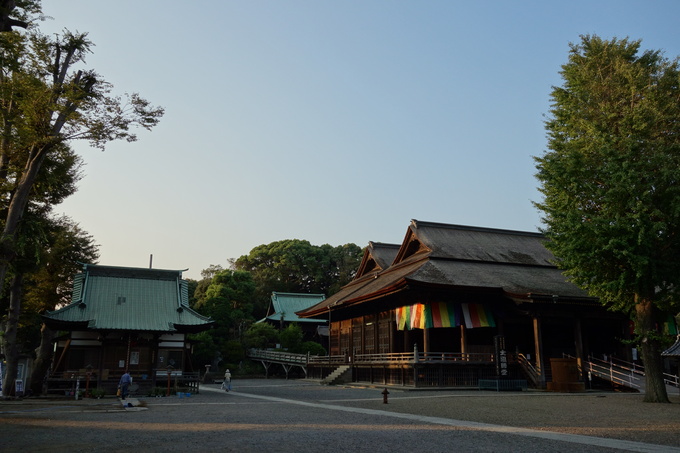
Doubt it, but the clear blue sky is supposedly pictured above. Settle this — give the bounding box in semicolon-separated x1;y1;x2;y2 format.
39;1;680;280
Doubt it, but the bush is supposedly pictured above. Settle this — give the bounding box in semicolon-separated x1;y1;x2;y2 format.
280;324;303;351
89;388;106;398
148;387;167;397
243;323;279;349
223;339;245;363
298;341;326;356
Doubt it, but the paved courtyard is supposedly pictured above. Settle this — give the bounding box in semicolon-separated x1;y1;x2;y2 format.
2;379;680;452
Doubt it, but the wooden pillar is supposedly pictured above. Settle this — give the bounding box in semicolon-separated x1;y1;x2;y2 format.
423;327;430;354
97;336;106;388
496;318;505;336
533;315;546;386
151;334;160;388
460;325;467;360
403;329;411;353
389;312;395;353
374;313;379;354
574;317;585;380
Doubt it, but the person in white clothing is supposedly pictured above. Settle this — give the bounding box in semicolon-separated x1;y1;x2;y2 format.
222;369;232;392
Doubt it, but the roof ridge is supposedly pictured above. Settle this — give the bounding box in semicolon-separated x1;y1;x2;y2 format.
411;219;544;238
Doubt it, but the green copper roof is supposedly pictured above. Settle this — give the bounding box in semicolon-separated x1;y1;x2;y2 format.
261;292;326;324
43;264;213;333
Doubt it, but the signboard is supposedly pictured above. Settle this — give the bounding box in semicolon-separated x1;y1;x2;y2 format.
494;335;508;378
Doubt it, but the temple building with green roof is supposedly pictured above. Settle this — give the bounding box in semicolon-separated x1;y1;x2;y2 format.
42;264;214;393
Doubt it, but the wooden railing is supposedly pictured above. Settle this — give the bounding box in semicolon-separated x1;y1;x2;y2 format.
354;351;494;364
247;349;495;366
46;371;202;395
308;354;347;364
516;353;541;388
247;349;309;364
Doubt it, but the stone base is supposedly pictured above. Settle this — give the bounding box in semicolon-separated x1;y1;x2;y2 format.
546;381;586;392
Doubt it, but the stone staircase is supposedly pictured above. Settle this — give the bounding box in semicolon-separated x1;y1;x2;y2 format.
321;365;351;385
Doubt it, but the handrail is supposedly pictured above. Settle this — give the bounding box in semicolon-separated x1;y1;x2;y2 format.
516;353;540;387
586;360;641;389
354;351;494;363
308;355;346;364
247;349;309;364
585;354;679;388
47;371;201;379
561;353;641;389
247;349;496;365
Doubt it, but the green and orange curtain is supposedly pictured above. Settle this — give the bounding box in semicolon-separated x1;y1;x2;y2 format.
395;302;495;330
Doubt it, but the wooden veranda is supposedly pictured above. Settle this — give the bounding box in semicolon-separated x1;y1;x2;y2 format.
247;348;530;388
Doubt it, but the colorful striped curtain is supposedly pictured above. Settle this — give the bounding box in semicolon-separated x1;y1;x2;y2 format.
461;303;496;329
395;302;495;330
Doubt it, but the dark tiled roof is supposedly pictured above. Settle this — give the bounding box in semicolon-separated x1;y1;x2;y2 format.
662;337;680;357
298;220;592;318
355;242;400;278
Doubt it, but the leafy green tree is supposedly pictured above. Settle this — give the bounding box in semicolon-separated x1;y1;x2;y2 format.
0;143;89;396
0;212;99;395
0;3;162;396
0;0;37;32
279;323;303;352
192;269;256;367
0;27;162;285
232;240;362;317
187;331;217;370
243;322;279;350
223;340;245;369
23;216;99;394
534;35;680;403
298;341;326;356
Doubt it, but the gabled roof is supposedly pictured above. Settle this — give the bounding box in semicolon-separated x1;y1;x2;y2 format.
260;292;326;324
298;219;594;318
355;242;400;279
42;264;214;333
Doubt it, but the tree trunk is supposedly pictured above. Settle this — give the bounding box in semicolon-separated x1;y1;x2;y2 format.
2;273;23;397
636;297;670;403
0;145;51;292
30;324;57;396
0;146;51;393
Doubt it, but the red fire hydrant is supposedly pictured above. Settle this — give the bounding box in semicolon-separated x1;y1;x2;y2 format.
382;388;389;404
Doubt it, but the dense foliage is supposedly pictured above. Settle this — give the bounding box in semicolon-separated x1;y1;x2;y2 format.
232;239;362;317
190;269;257;368
0;0;162;396
535;35;680;402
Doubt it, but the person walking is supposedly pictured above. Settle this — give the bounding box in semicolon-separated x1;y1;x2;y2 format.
118;371;132;400
222;369;232;392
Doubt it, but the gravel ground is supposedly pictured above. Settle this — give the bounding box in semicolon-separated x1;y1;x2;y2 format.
1;379;680;452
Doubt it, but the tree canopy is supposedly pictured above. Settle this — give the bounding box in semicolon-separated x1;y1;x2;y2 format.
0;12;163;287
190;269;257;368
534;35;680;402
0;0;162;396
231;239;362;317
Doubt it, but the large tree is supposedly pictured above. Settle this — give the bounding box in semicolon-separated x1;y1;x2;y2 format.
0;3;162;396
23;216;99;395
191;269;256;368
0;27;163;284
535;35;680;403
232;239;362;317
0;0;36;32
